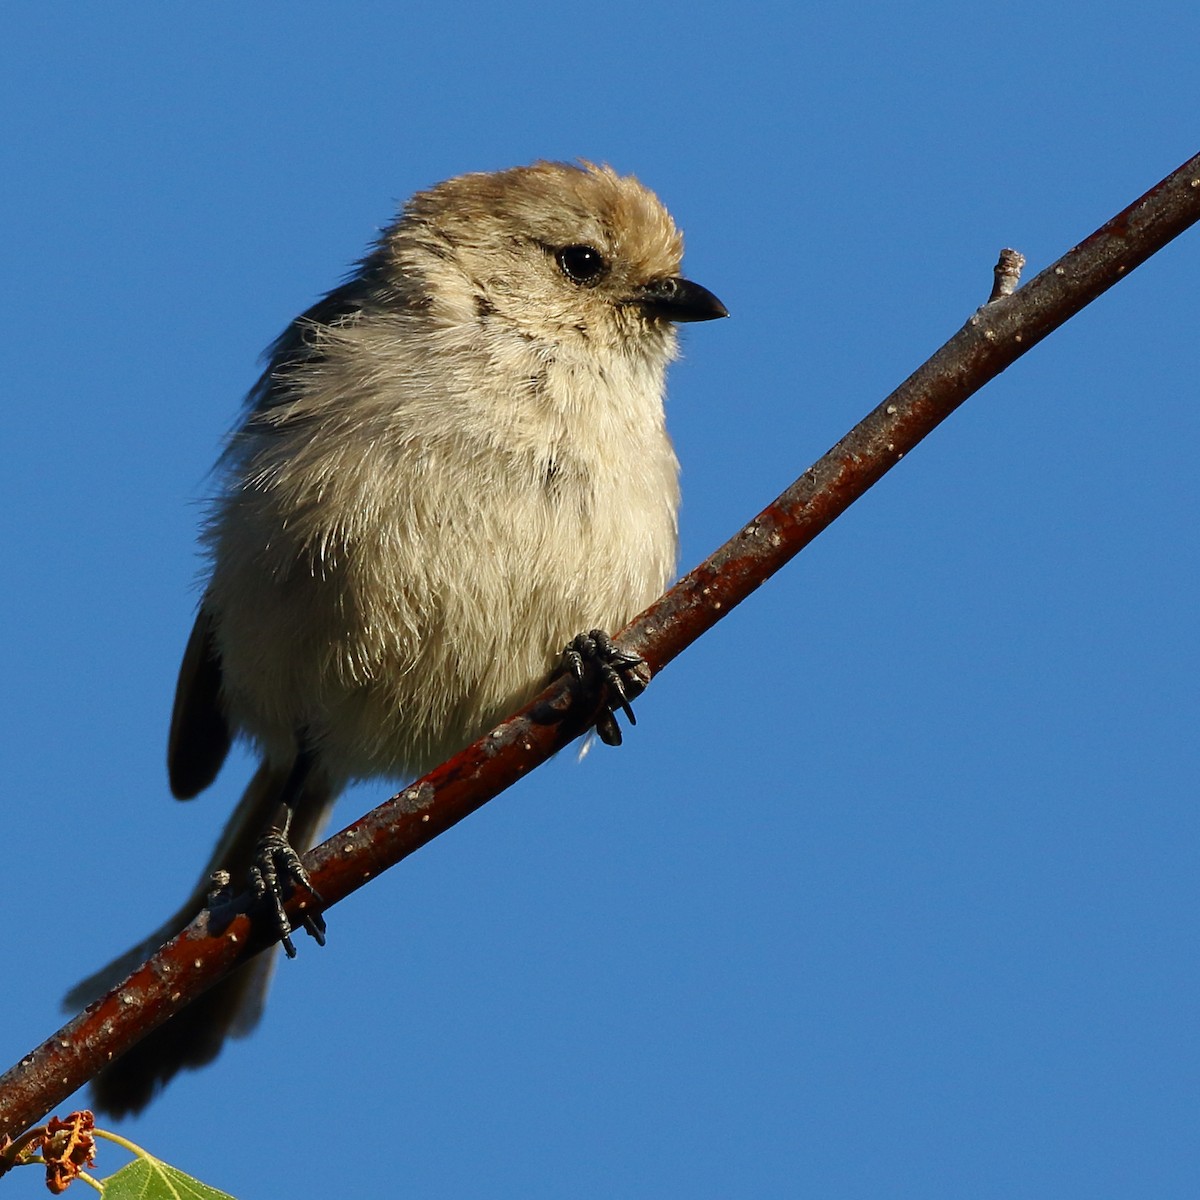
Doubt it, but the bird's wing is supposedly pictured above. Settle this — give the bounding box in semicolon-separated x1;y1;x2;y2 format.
167;605;232;799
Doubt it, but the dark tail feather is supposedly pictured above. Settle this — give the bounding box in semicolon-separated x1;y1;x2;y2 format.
64;761;336;1117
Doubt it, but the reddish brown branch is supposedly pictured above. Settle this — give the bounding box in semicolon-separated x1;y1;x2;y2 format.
2;151;1198;1141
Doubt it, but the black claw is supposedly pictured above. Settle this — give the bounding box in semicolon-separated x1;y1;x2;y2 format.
301;909;328;947
249;828;325;957
594;709;624;747
561;629;650;746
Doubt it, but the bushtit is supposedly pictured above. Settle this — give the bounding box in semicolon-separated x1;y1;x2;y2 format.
67;161;726;1115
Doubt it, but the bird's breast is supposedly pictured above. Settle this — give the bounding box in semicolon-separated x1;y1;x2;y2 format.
209;355;680;782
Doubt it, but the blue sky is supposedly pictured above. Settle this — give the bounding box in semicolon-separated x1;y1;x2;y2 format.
3;6;1197;1197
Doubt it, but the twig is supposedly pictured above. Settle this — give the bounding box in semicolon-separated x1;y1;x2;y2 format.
988;247;1026;302
1;150;1197;1142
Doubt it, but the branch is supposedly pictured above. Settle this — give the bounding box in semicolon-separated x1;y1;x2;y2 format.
3;151;1198;1141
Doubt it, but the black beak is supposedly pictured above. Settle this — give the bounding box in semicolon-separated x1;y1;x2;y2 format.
635;276;729;323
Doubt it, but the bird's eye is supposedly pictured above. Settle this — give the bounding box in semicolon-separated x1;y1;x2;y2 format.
556;244;608;285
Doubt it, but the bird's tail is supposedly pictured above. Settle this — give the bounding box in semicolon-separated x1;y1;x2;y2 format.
64;760;337;1117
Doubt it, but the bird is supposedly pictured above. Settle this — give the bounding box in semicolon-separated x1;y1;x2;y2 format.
66;160;727;1115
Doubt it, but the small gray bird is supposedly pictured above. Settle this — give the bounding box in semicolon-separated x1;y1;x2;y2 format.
67;161;726;1114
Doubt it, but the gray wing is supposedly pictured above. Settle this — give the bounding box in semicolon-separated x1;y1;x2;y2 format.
167;606;232;800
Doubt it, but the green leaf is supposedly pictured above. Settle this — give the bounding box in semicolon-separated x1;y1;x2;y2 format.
101;1153;236;1200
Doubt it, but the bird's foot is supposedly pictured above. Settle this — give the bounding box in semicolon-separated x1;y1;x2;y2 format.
561;629;651;746
249;829;326;958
